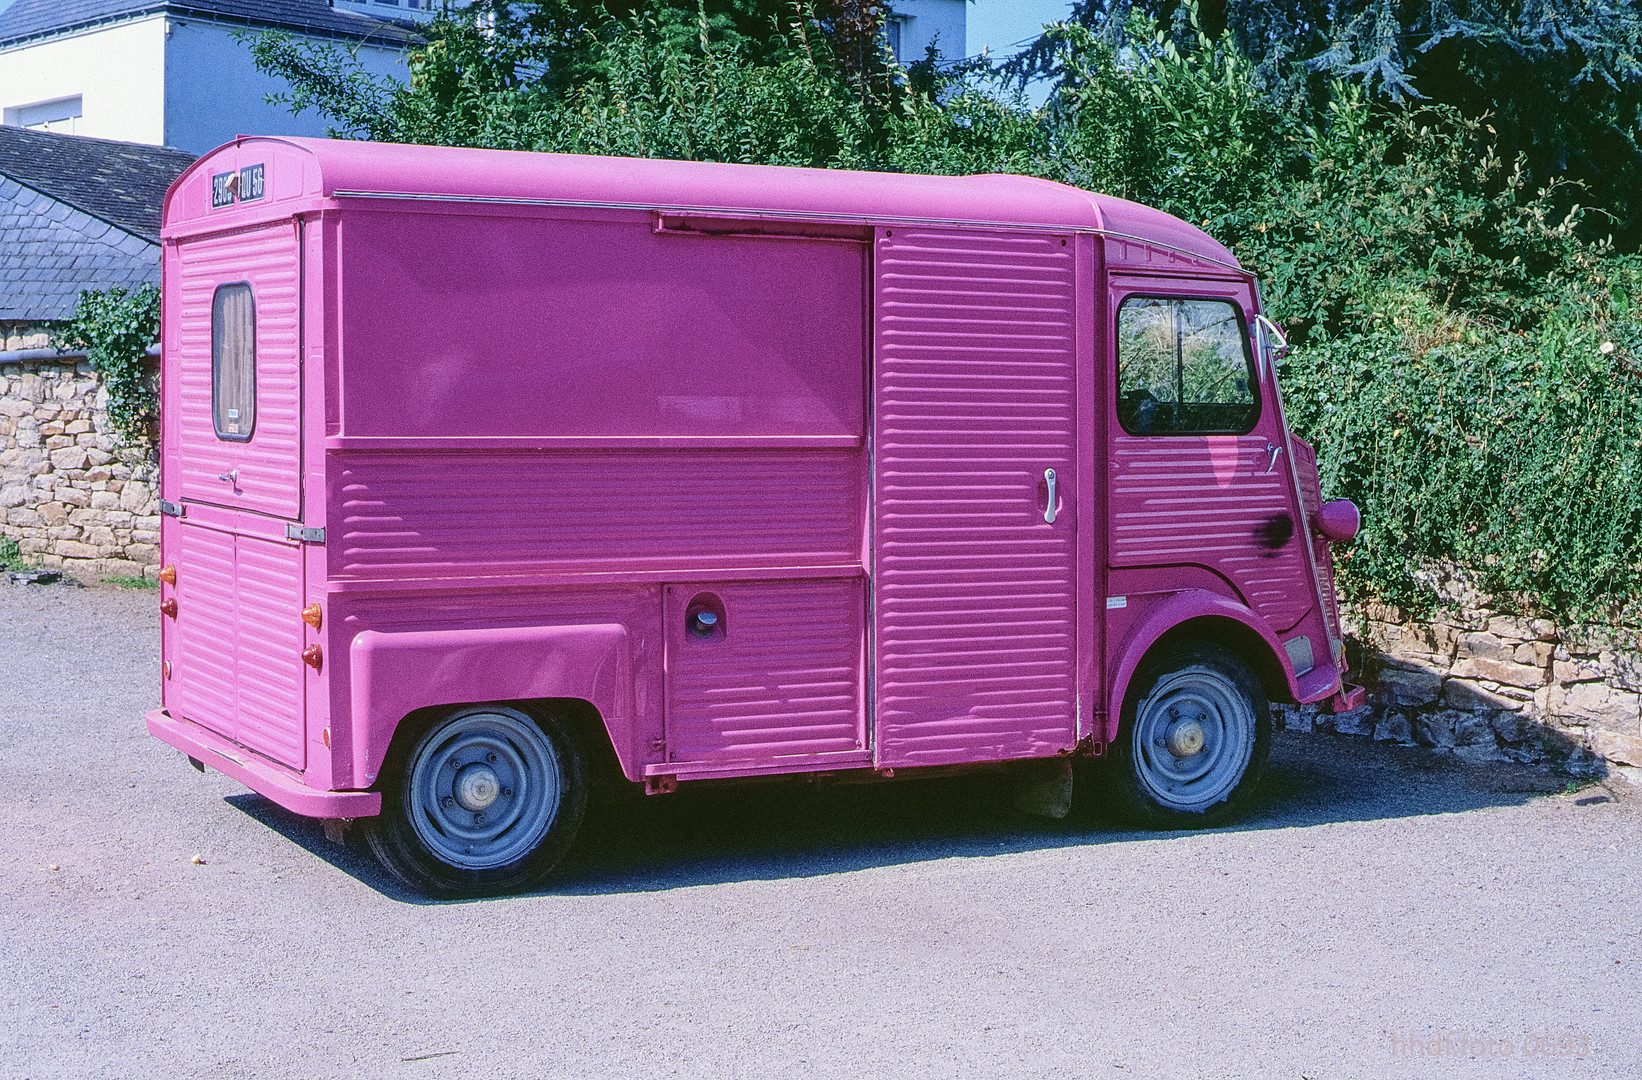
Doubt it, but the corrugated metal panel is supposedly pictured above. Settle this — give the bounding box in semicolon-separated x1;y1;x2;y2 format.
332;449;862;579
1290;438;1342;641
234;535;307;768
171;524;306;770
174;523;239;742
1108;436;1314;631
174;223;301;520
665;580;863;763
872;228;1079;767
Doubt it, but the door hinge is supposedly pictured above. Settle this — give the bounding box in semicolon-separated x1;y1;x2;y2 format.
285;524;325;543
159;500;182;517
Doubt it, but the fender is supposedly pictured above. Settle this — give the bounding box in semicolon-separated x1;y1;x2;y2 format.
1105;590;1298;745
350;623;634;787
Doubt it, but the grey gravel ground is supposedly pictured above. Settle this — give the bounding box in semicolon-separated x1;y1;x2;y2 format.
2;581;1639;1080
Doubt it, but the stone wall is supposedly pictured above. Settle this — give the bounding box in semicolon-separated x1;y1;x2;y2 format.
0;353;160;580
1;323;51;352
1289;585;1642;785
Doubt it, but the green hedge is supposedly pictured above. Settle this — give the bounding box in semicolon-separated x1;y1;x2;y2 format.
241;9;1642;622
1281;277;1642;624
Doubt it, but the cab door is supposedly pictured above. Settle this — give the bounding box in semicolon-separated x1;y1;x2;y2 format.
1105;278;1314;634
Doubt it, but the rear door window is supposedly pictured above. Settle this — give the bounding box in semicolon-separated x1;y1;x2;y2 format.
1116;296;1258;435
212;282;256;441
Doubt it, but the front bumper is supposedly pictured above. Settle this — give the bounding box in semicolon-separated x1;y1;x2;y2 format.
146;709;382;818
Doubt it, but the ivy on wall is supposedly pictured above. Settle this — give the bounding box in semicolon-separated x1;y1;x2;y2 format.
54;284;161;445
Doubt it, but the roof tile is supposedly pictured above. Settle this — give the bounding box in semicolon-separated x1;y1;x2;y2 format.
0;0;419;48
0;127;195;241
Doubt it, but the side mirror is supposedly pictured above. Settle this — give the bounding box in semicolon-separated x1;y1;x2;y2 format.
1254;314;1289;362
1314;499;1360;543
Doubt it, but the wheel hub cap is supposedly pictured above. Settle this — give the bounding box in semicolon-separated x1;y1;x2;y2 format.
454;764;501;811
1166;719;1206;758
1130;664;1257;813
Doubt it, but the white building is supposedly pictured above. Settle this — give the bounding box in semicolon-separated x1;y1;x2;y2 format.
0;0;416;155
333;0;442;21
886;0;966;66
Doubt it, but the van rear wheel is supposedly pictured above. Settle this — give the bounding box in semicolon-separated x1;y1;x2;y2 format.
365;705;586;898
1097;642;1270;829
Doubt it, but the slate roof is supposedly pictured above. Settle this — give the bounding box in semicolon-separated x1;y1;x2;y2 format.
0;129;195;322
0;175;160;321
0;0;419;49
0;127;195;243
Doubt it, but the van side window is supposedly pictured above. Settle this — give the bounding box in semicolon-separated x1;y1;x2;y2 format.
1116;296;1258;435
212;283;256;441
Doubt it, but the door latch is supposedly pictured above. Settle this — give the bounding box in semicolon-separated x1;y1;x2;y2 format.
1263;443;1283;475
285;524;326;543
1043;467;1058;524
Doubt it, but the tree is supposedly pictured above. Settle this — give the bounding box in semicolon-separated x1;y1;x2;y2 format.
1042;0;1642;247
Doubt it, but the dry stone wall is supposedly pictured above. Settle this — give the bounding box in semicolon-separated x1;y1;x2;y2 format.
0;354;160;580
1287;581;1642;785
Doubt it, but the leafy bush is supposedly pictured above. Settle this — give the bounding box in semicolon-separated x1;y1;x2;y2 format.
0;534;28;571
1281;272;1642;623
55;285;161;444
241;6;1642;623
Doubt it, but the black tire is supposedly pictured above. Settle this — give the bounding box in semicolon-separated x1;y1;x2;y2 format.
364;704;586;898
1090;641;1271;829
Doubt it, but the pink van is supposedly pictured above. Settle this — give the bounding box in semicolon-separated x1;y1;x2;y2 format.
147;137;1362;897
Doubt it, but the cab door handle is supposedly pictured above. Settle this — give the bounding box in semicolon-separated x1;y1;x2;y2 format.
1043;468;1058;524
1263;444;1282;475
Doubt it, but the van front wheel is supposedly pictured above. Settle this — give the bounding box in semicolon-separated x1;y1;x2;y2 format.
1099;642;1271;829
365;705;586;898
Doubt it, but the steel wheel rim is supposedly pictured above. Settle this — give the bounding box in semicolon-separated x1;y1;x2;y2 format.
1132;665;1254;813
407;709;560;871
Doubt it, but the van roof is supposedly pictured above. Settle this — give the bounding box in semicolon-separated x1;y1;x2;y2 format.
164;136;1240;270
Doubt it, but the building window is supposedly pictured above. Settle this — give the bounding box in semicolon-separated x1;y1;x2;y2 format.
3;96;83;134
1116;296;1260;435
212;283;256;442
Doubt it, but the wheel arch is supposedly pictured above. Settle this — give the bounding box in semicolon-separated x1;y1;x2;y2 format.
387;696;628;797
349;623;637;790
1105;590;1298;745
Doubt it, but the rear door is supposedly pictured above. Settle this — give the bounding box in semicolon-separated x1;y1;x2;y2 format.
174;224;302;517
872;227;1080;767
169;222;307;770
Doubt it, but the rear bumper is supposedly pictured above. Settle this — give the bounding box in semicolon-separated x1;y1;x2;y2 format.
146;709;382;818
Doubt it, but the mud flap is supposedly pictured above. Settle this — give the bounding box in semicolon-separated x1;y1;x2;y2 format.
1329;683;1366;714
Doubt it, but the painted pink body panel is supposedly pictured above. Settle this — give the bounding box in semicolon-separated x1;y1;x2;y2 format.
173;224;302;519
1105;589;1300;737
873;227;1080;767
334;211;865;442
160;138;1237;269
664;579;866;766
147;709;379;817
328;449;862;580
329;584;666;788
150;136;1350;823
350;623;633;784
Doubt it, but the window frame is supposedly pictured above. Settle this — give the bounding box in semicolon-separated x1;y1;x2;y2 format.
210;281;257;443
1113;292;1263;437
